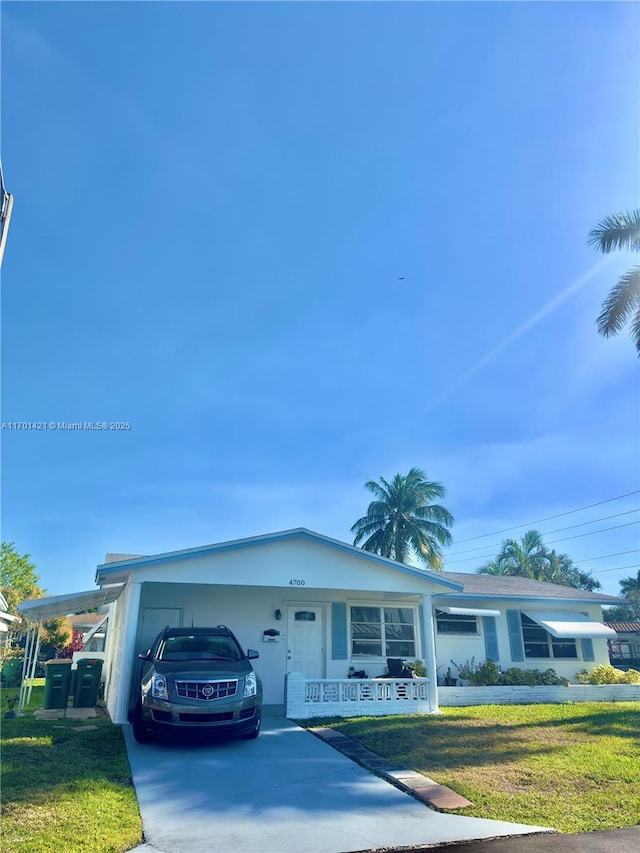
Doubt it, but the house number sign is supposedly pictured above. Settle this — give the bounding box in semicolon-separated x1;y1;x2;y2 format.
288;579;306;586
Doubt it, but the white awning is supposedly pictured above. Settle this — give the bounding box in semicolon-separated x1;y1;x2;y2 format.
523;611;616;639
439;606;501;617
18;585;124;623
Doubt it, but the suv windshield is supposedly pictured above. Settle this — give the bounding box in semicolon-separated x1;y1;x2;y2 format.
157;634;243;662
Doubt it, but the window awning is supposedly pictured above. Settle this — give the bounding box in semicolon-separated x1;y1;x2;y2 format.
523;611;616;639
438;606;501;618
18;585;124;623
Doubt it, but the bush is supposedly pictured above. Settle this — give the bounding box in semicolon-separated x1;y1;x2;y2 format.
575;665;640;685
407;659;427;678
451;659;568;687
503;667;568;686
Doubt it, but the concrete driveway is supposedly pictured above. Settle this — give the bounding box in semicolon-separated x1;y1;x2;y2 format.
124;708;551;853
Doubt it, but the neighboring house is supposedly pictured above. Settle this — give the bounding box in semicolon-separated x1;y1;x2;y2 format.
17;528;621;723
0;591;19;636
605;622;640;671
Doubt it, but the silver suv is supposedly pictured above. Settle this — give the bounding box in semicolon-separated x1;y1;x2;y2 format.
132;626;262;742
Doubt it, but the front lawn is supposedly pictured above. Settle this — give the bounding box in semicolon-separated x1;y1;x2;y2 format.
310;702;640;833
1;684;143;853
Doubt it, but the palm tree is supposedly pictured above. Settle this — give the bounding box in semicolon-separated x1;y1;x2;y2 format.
478;531;600;590
479;530;549;580
351;468;454;570
588;209;640;353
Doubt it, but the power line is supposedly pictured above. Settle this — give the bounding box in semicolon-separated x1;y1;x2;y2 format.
450;490;640;546
578;549;640;564
445;520;640;566
591;564;639;575
446;508;640;559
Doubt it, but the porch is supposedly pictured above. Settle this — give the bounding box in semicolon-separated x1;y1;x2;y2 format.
286;672;436;719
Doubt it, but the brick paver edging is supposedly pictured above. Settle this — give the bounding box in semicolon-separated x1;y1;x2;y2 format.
308;725;473;810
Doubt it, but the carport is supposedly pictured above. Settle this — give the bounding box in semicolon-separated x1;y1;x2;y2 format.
16;585;123;713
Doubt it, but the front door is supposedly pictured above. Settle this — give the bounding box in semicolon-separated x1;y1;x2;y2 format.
287;606;324;678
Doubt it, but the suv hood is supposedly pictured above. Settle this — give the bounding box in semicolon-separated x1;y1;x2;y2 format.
152;659;252;678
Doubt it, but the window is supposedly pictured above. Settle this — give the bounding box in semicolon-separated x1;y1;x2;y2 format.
350;606;416;658
294;611;316;621
436;611;478;634
520;614;577;660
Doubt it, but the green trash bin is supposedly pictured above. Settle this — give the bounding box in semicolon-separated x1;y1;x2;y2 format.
44;659;73;709
1;658;24;687
73;658;103;708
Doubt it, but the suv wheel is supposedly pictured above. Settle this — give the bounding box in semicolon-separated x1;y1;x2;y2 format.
132;701;152;743
242;713;261;739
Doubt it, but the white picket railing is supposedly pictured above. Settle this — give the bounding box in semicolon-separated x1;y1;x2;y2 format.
286;673;434;719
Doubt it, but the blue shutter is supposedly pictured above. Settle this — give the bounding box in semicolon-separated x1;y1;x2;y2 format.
332;602;348;660
483;616;499;661
506;610;524;662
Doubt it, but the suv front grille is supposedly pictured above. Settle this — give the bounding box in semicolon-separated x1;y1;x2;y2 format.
175;679;238;701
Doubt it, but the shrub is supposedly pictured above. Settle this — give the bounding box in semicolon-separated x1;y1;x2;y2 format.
575;665;640;685
450;658;502;686
407;659;427;678
503;667;568;686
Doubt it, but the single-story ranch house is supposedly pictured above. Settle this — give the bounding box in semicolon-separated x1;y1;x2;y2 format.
18;528;623;722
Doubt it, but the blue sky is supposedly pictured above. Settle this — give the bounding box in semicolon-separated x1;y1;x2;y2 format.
1;1;638;599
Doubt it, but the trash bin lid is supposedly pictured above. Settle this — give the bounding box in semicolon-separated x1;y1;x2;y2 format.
45;659;73;666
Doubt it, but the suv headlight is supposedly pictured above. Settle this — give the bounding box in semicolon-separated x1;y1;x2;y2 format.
151;674;168;700
243;672;257;698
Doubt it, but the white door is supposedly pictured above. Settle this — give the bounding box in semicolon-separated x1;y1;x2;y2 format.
139;607;182;653
287;606;324;678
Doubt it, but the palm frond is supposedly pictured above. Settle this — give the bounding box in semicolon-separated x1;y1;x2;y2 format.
588;210;640;253
596;266;640;337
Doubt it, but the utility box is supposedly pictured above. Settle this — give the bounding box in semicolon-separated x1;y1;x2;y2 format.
73;658;103;708
43;659;73;709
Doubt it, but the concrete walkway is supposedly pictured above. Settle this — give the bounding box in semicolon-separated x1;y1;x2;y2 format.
124;708;551;853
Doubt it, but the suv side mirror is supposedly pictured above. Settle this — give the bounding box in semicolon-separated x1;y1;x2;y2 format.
138;651;151;661
246;649;259;660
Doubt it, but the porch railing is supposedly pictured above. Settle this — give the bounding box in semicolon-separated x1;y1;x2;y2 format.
286;673;434;719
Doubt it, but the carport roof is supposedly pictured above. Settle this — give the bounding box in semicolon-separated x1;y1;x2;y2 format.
17;585;124;622
95;527;464;590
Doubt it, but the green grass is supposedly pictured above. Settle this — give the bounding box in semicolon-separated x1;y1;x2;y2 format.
307;703;640;833
1;685;143;853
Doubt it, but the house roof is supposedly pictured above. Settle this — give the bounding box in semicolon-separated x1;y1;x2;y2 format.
95;527;465;591
437;572;622;604
605;621;640;633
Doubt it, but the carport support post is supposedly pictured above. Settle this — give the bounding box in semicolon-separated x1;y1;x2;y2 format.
421;594;439;712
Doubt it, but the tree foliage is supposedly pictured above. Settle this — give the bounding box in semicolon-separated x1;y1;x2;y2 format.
477;530;600;591
603;570;640;621
588;208;640;353
0;542;43;615
351;467;454;570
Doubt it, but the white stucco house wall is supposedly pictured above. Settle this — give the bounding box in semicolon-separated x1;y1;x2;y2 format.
18;528;621;722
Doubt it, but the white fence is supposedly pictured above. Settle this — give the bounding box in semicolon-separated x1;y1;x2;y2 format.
438;684;640;706
286;672;434;719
